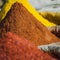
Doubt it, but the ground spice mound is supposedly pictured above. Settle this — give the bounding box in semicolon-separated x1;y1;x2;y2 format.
0;32;56;60
0;2;60;46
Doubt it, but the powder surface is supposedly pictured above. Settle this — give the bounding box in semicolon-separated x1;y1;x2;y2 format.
0;2;60;46
0;0;56;26
0;32;56;60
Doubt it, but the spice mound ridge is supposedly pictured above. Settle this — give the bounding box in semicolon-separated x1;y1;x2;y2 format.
0;2;59;46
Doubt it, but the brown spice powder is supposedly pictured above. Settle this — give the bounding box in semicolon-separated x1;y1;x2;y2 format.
0;32;56;60
0;2;60;46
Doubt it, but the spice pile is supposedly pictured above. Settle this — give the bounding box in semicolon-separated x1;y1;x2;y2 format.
0;32;56;60
0;2;60;46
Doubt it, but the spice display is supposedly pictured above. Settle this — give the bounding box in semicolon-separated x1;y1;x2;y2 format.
0;2;60;46
0;32;56;60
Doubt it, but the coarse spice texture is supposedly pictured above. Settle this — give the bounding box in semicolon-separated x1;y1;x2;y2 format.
0;32;56;60
0;2;60;46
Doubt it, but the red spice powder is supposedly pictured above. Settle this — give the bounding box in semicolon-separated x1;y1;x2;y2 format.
0;32;56;60
0;2;60;46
